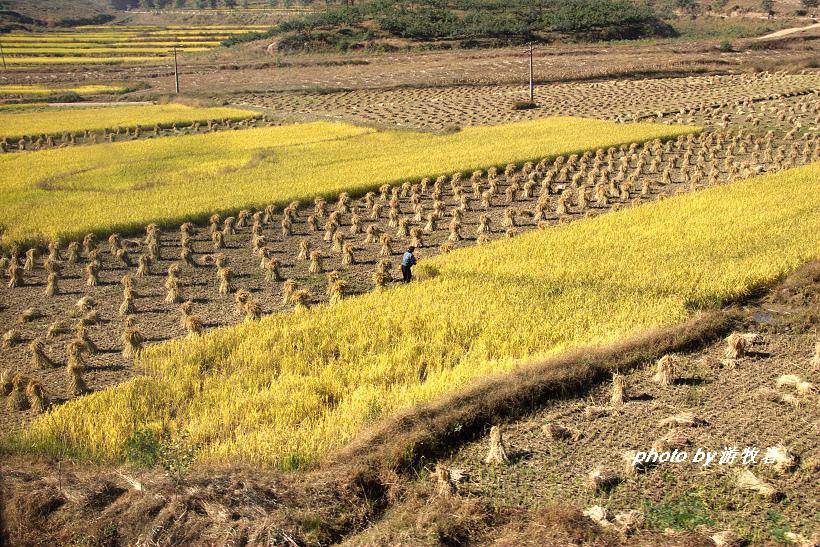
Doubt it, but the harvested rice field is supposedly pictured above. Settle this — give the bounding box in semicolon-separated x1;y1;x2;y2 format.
1;119;815;433
0;117;693;248
0;25;271;66
6;161;818;469
237;72;820;131
0;9;818;544
0;102;259;142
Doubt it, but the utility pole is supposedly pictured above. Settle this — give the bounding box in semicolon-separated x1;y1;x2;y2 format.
173;46;180;94
0;38;6;70
528;43;534;103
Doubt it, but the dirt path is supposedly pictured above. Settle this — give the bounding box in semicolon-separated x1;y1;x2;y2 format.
756;21;820;39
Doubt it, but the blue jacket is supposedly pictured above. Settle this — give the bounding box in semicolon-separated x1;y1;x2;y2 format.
402;251;416;267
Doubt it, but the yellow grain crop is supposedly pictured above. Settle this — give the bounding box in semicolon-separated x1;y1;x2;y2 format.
0;103;258;141
0;117;694;249
8;163;818;469
0;84;132;97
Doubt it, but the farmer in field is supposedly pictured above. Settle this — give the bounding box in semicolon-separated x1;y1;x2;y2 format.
401;246;417;283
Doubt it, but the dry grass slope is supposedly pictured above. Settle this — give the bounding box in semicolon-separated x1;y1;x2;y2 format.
6;162;818;469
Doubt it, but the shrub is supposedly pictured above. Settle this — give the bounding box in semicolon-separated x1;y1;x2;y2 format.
261;0;671;51
512;101;538;110
124;427;162;468
539;0;675;39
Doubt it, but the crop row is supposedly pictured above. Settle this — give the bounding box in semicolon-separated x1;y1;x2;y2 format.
3;47;211;56
1;26;269;65
2;37;229;43
1;41;222;48
1;56;169;66
0;84;133;97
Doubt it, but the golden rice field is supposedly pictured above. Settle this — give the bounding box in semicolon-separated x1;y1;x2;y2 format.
0;25;271;66
0;103;257;141
4;41;221;47
8;163;818;468
3;47;212;55
0;84;133;98
0;117;694;249
1;56;166;66
2;37;227;43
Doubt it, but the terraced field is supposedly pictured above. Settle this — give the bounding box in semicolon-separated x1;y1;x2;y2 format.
0;103;259;142
0;31;818;541
0;83;134;98
0;107;815;439
0;117;692;248
0;25;272;66
6;162;818;469
237;72;820;131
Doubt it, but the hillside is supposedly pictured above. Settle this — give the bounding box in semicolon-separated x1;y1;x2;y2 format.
0;0;114;27
248;0;677;53
219;0;813;53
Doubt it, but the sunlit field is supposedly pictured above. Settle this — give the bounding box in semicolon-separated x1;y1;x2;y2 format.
0;117;695;249
0;103;258;141
8;162;817;468
0;84;134;98
0;25;271;66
